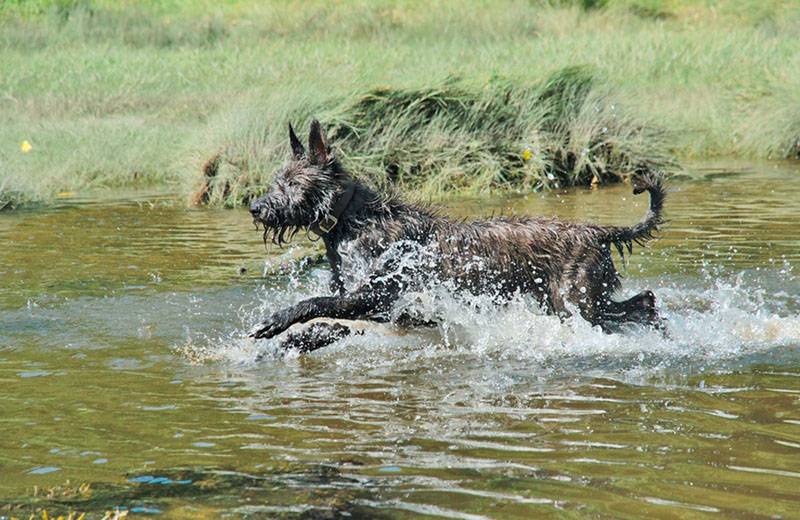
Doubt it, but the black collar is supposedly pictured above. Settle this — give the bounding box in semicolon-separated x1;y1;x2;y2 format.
310;181;361;236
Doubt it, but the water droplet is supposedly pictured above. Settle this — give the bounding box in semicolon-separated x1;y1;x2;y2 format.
29;466;60;475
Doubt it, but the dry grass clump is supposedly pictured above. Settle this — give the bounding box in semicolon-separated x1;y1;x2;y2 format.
198;68;677;205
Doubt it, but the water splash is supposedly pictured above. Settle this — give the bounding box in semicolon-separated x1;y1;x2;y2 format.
177;257;800;382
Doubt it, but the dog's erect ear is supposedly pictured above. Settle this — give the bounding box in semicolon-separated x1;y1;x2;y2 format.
308;119;329;166
288;122;305;159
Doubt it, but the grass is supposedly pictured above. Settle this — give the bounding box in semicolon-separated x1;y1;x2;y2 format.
1;0;799;208
200;69;677;204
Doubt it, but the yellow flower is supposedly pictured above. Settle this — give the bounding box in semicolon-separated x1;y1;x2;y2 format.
522;149;532;162
20;140;33;153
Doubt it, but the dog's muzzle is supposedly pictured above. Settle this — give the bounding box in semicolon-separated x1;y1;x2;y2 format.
250;200;271;225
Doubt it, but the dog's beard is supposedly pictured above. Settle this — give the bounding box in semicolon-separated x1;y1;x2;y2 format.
256;221;301;248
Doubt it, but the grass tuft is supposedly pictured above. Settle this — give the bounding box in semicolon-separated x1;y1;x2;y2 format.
738;83;800;160
197;69;677;205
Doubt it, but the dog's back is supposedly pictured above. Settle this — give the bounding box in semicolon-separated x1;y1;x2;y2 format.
337;208;624;316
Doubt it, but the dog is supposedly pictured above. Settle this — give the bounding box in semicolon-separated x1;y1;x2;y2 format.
249;120;665;352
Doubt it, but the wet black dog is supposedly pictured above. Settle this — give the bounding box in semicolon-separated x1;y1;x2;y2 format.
249;120;665;352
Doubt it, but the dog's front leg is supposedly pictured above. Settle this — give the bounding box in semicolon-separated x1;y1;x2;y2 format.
277;321;355;353
251;275;403;340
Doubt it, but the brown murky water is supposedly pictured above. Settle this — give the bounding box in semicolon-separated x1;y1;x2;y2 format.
1;166;799;518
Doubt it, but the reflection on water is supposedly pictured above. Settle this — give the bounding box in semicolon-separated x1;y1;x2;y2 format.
1;167;799;517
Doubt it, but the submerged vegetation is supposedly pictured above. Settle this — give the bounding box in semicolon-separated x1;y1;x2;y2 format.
1;0;799;208
3;465;373;518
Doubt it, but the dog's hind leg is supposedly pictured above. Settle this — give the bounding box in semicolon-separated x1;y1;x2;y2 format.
277;321;357;353
600;290;663;329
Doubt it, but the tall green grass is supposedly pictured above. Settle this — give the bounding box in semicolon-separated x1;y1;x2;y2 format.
198;69;676;205
1;0;799;209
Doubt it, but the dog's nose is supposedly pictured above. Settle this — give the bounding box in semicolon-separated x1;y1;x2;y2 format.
249;201;262;217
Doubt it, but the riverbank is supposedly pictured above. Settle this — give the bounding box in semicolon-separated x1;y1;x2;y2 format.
1;0;799;209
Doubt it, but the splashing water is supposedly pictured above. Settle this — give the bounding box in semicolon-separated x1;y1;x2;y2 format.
179;250;800;386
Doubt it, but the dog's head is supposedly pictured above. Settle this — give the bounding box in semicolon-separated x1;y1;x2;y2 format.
249;120;345;246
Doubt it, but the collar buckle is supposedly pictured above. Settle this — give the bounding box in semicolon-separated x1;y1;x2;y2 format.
317;215;338;234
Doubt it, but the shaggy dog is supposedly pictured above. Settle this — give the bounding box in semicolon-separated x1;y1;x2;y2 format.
249;120;665;351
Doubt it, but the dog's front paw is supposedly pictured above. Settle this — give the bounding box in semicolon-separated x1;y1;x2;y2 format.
250;311;293;340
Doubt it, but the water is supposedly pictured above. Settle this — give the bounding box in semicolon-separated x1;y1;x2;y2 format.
1;166;799;518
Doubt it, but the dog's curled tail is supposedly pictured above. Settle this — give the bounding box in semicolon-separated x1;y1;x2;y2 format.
605;174;666;258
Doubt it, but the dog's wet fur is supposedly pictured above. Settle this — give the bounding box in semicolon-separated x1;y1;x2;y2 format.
249;120;666;352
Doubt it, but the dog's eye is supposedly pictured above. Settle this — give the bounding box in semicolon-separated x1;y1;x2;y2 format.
277;179;300;198
284;174;304;192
